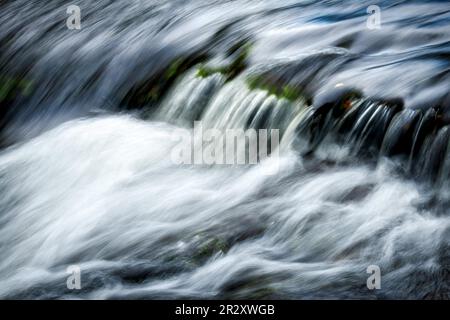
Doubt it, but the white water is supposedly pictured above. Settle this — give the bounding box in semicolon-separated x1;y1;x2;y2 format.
1;0;450;300
0;115;448;299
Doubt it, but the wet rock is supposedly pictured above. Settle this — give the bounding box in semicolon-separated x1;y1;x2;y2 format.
420;126;450;181
246;74;307;102
313;85;362;117
0;75;34;147
380;109;422;158
197;41;252;81
337;183;374;203
121;52;209;110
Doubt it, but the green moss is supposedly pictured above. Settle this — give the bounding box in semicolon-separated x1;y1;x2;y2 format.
281;85;302;101
0;82;12;101
196;41;253;81
246;75;261;90
0;76;33;102
246;75;303;102
165;59;183;80
197;65;220;78
192;236;229;264
122;52;209;109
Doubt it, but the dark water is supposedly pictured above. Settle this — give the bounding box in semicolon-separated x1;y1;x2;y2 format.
0;0;449;299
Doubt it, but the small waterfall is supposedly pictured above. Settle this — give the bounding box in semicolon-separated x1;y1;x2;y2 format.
420;126;450;182
437;134;450;200
155;70;225;125
408;108;441;172
381;110;422;159
1;0;449;300
156;70;306;136
150;66;450;186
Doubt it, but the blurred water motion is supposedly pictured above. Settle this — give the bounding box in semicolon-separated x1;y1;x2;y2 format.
0;0;449;299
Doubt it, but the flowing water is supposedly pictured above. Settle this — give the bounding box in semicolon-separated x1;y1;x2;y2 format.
0;0;449;299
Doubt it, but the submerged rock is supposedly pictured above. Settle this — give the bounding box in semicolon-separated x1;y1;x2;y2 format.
313;85;363;117
246;74;307;102
0;75;34;146
381;109;423;158
197;41;252;81
121;52;210;110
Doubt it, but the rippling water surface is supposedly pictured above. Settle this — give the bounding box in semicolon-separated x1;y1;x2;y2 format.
0;0;449;299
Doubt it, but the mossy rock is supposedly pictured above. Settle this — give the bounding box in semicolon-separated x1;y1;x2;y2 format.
191;236;229;265
246;74;307;102
121;52;209;109
0;75;34;140
122;39;252;109
0;76;33;103
196;41;252;81
165;58;184;80
220;273;278;299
